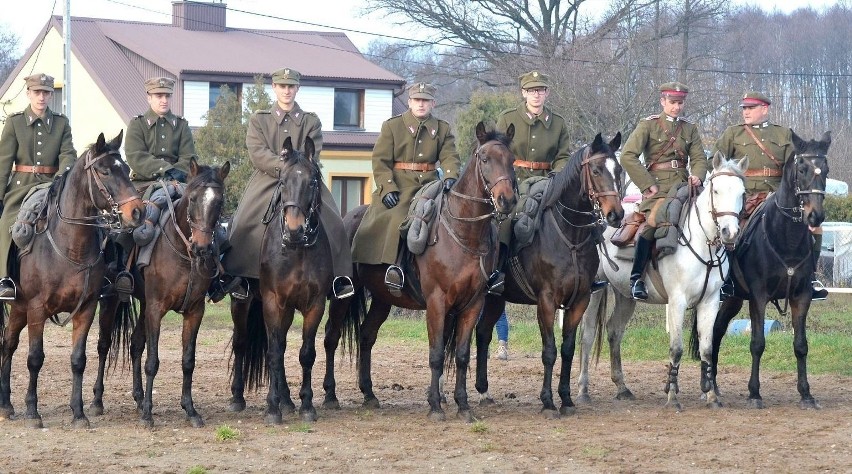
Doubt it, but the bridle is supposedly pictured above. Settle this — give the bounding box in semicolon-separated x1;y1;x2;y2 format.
700;170;745;248
777;153;827;223
552;147;619;229
263;161;322;248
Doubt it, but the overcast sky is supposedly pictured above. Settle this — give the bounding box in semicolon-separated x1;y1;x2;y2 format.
2;0;844;55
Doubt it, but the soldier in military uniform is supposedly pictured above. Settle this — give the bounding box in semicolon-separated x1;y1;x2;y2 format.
0;73;76;299
620;82;707;300
351;82;460;291
714;91;828;300
221;67;354;299
491;71;572;295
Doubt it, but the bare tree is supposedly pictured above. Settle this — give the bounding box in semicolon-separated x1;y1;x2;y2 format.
0;25;19;85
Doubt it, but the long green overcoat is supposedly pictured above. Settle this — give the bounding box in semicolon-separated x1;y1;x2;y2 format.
125;108;196;192
713;122;794;195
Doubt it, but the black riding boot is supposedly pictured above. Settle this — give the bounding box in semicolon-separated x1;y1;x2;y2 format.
811;233;828;301
630;236;652;300
719;276;735;301
487;243;509;295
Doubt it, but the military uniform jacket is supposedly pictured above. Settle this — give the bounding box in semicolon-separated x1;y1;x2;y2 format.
496;105;571;182
351;110;461;265
125;109;196;186
222;102;351;280
713;122;793;194
620;114;708;213
0;105;76;275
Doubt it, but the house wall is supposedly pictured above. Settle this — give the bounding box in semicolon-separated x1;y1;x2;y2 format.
0;29;125;153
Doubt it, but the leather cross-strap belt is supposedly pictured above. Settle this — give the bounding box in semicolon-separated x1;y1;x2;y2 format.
393;162;437;172
13;164;59;174
743;167;782;177
647;159;686;171
514;159;551;170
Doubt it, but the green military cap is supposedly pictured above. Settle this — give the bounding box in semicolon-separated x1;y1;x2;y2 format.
740;91;771;107
659;81;689;98
24;73;55;92
519;71;549;89
145;77;175;94
408;82;436;100
271;67;301;85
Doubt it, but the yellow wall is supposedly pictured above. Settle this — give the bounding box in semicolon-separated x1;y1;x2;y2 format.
0;28;125;153
321;150;375;204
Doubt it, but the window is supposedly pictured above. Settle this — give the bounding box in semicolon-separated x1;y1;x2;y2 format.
209;82;241;109
334;89;363;129
331;177;366;216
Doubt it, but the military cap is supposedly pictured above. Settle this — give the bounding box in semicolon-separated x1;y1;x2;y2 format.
408;82;436;100
519;71;550;89
659;81;689;98
272;67;301;85
145;77;175;94
24;73;55;92
740;91;771;107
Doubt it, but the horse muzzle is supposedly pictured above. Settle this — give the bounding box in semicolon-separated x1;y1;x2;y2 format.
120;199;146;229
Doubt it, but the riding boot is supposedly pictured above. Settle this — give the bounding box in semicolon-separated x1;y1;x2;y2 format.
207;274;246;303
719;276;735;302
332;276;355;299
487;243;509;295
811;233;828;301
0;277;17;300
629;236;652;300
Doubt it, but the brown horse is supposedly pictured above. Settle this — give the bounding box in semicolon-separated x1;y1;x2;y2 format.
0;131;144;428
474;133;624;418
228;137;333;424
322;122;517;422
92;158;229;427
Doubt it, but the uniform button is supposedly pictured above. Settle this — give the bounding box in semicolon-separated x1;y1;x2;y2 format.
161;135;165;139
37;141;42;145
387;179;392;183
532;135;536;139
531;148;535;152
418;140;422;143
418;153;423;157
36;161;41;165
16;180;20;185
38;132;42;136
284;129;288;132
161;148;166;152
36;152;41;156
37;123;41;127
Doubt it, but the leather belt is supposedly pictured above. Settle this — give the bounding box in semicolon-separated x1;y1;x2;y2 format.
648;160;686;171
13;164;59;174
514;159;551;170
743;167;782;177
393;162;436;172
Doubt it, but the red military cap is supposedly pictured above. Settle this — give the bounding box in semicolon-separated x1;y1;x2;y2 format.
740;91;771;107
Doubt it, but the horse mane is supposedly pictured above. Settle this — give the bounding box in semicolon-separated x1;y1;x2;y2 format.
186;163;222;192
480;129;513;150
542;144;587;209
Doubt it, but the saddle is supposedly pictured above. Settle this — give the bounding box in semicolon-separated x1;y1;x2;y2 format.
400;180;443;255
511;176;550;254
610;183;695;258
12;183;53;256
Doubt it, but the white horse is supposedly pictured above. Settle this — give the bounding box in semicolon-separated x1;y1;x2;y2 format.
576;153;747;410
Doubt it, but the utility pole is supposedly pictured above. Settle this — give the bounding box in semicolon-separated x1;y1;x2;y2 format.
63;0;71;121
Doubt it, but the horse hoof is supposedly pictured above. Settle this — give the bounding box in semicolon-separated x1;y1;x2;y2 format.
227;400;246;413
542;408;560;420
322;398;341;410
0;405;15;420
665;400;683;412
428;410;446;422
706;400;724;409
616;389;636;401
187;416;205;428
71;417;91;430
89;403;104;416
746;398;765;409
799;399;821;410
300;409;318;423
559;406;577;417
281;403;296;415
478;397;496;407
265;413;283;425
25;417;44;429
457;410;475;423
576;394;592;405
362;397;381;409
139;418;154;429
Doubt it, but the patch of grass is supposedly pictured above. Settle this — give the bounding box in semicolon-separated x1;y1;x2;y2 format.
580;445;611;459
187;466;208;474
288;422;313;433
480;442;495;452
471;420;488;433
215;424;240;441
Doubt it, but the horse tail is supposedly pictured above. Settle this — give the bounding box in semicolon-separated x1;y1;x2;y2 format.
688;306;700;361
108;298;139;371
443;310;459;373
592;291;608;366
242;297;268;391
341;286;365;367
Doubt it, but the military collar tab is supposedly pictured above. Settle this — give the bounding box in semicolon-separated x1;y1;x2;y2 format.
273;102;303;124
665;115;676;122
751;121;769;128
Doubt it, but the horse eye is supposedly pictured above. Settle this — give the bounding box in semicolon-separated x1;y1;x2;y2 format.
98;167;111;176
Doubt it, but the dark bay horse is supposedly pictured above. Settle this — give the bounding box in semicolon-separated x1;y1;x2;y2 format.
228;137;334;424
474;133;624;418
93;158;229;427
323;122;517;422
0;131;144;428
709;131;830;409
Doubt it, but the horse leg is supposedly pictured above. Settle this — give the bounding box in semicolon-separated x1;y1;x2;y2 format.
228;295;252;412
452;301;483;423
474;295;504;406
68;306;98;428
298;302;325;422
607;292;637;401
140;305;166;427
710;297;743;406
577;289;602;404
23;317;47;428
130;300;147;411
536;297;560;419
695;300;723;408
262;300;293;425
91;294;119;416
790;297;819;409
0;306;28;418
322;296;348;409
179;303;205;428
424;294;448;422
358;299;391;409
557;298;590;417
663;300;686;411
746;300;768;409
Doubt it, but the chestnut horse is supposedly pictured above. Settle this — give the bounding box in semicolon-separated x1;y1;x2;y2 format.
92;158;229;427
0;131;144;428
322;122;517;422
474;133;625;418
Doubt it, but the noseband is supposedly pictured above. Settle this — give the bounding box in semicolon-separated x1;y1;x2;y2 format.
703;170;745;248
553;147;619;228
268;166;321;248
777;153;827;223
447;140;513;222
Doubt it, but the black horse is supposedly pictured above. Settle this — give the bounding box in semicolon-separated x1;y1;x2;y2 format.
706;131;830;409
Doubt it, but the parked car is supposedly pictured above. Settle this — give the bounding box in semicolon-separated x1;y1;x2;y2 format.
816;221;852;287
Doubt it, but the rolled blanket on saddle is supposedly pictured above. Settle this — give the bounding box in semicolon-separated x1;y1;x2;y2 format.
648;182;699;257
400;180;442;255
133;181;184;247
11;184;52;253
512;177;550;251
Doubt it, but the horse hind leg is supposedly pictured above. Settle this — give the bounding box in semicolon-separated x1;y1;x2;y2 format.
663;303;685;412
24;319;47;428
69;308;98;429
607;291;637;401
358;298;392;409
0;305;28;418
297;302;325;423
90;294;120;416
474;296;505;407
179;304;205;428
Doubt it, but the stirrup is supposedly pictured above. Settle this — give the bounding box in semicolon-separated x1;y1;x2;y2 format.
0;278;17;301
332;276;355;300
811;280;828;301
384;265;404;293
590;280;608;293
719;280;735;302
230;278;249;300
486;271;505;296
630;279;648;300
208;276;245;303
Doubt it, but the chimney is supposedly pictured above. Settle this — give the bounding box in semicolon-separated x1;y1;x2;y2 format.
172;1;226;32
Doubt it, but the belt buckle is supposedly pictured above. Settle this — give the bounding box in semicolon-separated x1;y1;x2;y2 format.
763;167;771;177
671;160;680;169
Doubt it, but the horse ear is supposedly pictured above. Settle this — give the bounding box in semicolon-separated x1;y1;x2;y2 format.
95;132;106;152
475;121;487;144
609;132;622;151
712;151;725;170
791;131;805;152
505;123;515;142
219;161;231;180
820;130;832;146
304;137;316;161
736;155;749;172
189;157;199;177
591;133;603;150
282;137;294;157
107;130;123;150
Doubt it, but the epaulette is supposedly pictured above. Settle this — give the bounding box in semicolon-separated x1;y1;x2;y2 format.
550;110;565;120
677;116;694;124
386;113;404;121
134;114;145;119
8;111;23;117
643;114;660;121
256;109;272;114
498;107;517;116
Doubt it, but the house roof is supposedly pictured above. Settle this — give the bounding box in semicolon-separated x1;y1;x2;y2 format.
2;14;405;136
323;131;381;150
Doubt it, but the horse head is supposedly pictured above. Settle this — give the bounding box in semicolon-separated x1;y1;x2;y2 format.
81;130;145;228
790;131;831;228
277;136;321;246
584;132;624;227
184;157;229;258
472;121;518;215
703;152;748;247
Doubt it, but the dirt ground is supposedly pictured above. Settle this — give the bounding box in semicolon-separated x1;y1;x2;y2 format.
0;323;850;473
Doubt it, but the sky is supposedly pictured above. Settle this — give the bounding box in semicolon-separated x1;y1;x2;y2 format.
2;0;844;56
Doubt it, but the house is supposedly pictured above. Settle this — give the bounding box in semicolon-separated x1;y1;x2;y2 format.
0;1;406;214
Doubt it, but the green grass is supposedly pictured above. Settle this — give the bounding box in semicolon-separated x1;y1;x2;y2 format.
214;424;240;441
187;467;208;474
471;420;488;433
